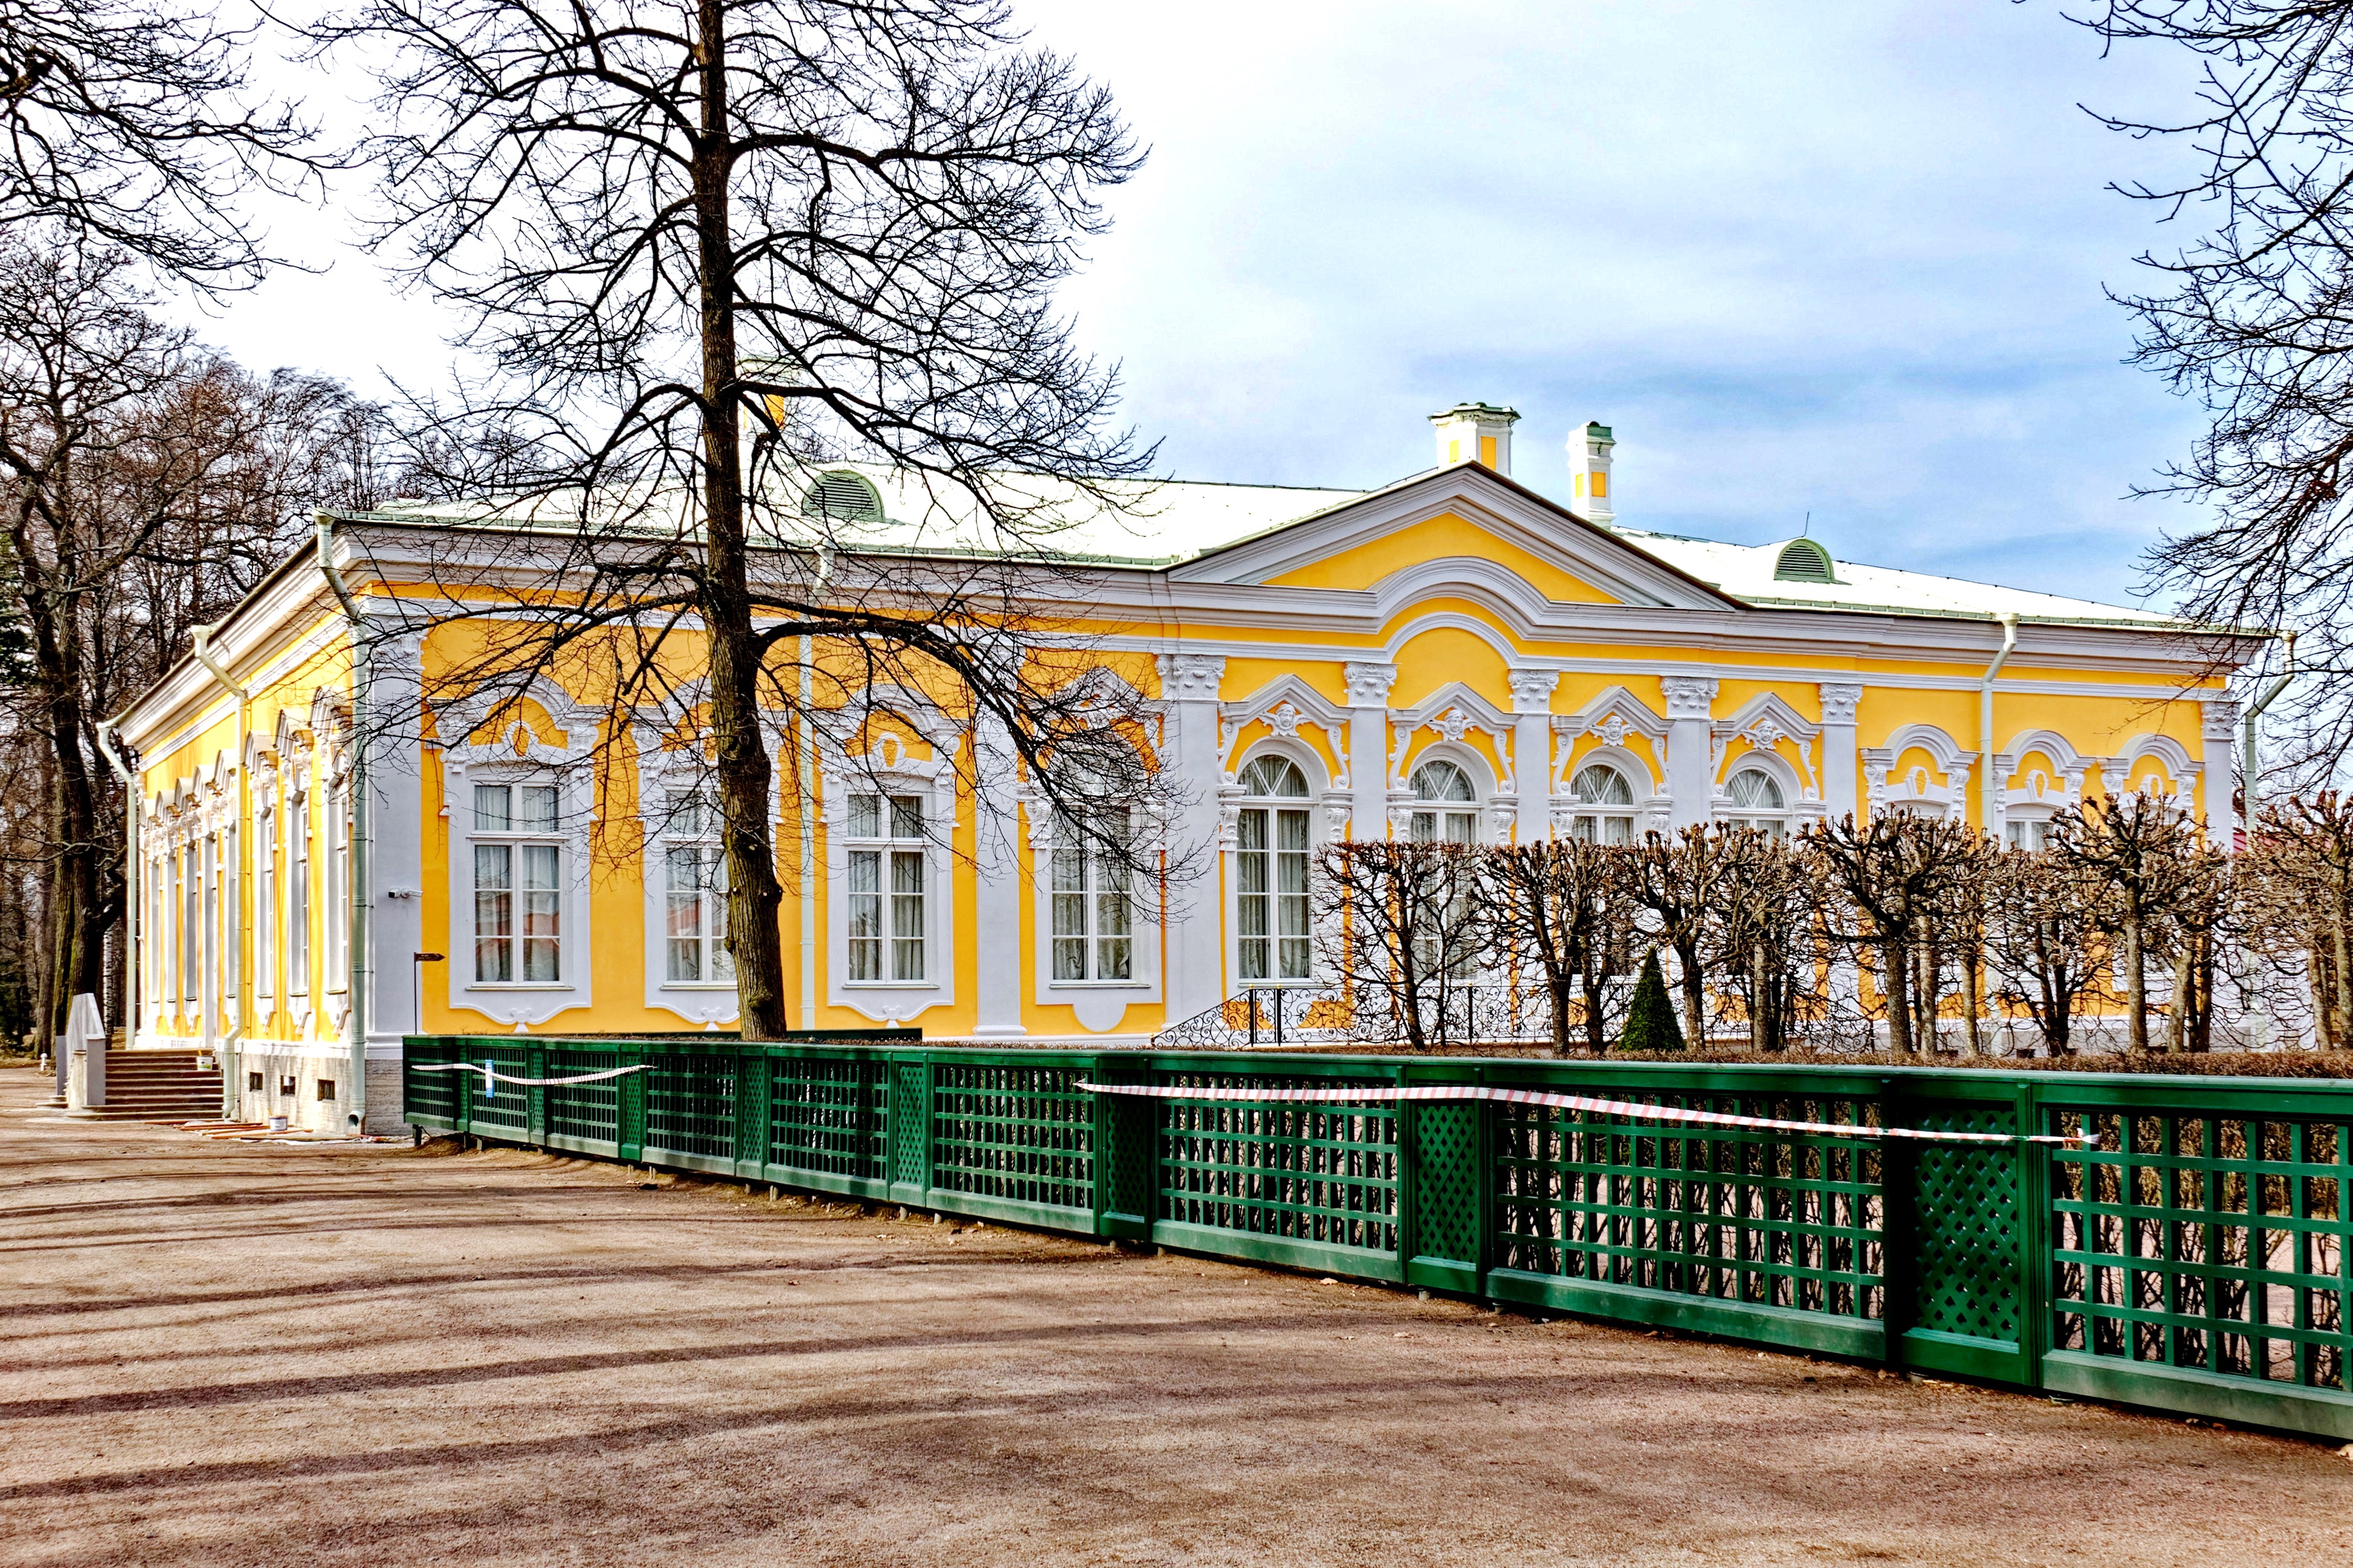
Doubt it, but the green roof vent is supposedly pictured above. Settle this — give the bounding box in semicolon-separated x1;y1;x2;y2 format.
800;469;884;523
1773;537;1837;584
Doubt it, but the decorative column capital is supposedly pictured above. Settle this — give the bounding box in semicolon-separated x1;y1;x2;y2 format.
2201;698;2243;741
1817;682;1863;726
1659;673;1719;720
1157;652;1226;703
1343;661;1398;707
1506;667;1560;715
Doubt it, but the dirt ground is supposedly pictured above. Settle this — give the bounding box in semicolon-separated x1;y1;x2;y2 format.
3;1067;2350;1567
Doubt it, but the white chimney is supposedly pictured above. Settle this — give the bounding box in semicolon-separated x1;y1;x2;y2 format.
1429;402;1519;476
1570;420;1615;522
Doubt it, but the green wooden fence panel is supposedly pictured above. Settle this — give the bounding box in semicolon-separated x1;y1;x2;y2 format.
401;1036;2353;1439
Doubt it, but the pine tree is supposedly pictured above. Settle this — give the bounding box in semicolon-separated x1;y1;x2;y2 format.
1618;950;1685;1054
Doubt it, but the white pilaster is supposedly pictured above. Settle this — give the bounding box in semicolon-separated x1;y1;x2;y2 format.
1159;652;1228;1018
1818;682;1862;826
2201;698;2242;849
365;631;425;1049
1659;674;1719;828
969;710;1025;1035
1508;668;1559;844
1344;662;1396;842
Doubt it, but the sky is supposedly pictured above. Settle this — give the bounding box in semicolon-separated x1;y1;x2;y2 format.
193;1;2219;610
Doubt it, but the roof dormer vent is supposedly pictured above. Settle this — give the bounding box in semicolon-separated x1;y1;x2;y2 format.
800;469;884;523
1773;537;1838;584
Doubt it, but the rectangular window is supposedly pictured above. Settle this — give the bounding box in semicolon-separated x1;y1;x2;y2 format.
845;792;925;983
1051;827;1133;982
1236;805;1311;981
224;823;240;1004
325;784;347;992
660;787;733;985
256;807;277;1006
289;793;310;996
471;780;563;983
316;1078;336;1101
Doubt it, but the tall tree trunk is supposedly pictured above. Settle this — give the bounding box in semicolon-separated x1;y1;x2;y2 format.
1962;947;1986;1055
1675;938;1704;1046
1884;939;1914;1055
2124;914;2149;1053
693;0;789;1039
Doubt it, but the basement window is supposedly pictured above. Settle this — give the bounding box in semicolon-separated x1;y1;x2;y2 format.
279;1075;298;1098
317;1079;337;1101
247;1071;263;1092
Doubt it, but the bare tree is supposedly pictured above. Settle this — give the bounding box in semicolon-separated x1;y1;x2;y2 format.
2047;793;2208;1053
0;234;382;1033
326;0;1163;1036
1479;837;1631;1055
0;0;314;285
1628;826;1729;1046
1698;825;1812;1053
2075;3;2353;775
2240;790;2353;1046
1314;839;1481;1053
1986;847;2116;1055
1808;812;1981;1057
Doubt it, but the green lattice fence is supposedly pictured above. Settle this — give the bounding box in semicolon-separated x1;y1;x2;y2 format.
402;1037;2353;1440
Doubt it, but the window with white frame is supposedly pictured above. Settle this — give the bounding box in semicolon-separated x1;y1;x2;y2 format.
1722;767;1788;835
325;779;348;992
147;851;165;1012
182;844;199;1012
288;786;311;996
223;823;239;1011
256;800;276;1010
1568;763;1637;844
1235;754;1312;982
203;833;220;1019
1409;759;1480;843
1051;810;1134;983
2005;813;2055;851
659;786;733;984
471;781;564;983
845;791;926;983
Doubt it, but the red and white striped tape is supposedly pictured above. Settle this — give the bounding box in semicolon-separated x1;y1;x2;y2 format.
412;1062;652;1090
1076;1080;2089;1145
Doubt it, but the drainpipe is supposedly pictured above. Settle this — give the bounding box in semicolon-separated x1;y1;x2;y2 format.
189;624;249;1119
315;513;370;1133
91;721;137;1105
2243;630;2297;819
1978;613;2020;835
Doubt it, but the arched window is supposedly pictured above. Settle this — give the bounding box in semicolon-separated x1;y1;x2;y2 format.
1569;763;1636;845
1235;754;1311;982
1409;760;1479;843
1722;767;1787;835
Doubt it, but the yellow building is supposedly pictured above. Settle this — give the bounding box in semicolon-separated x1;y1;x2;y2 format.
112;403;2250;1130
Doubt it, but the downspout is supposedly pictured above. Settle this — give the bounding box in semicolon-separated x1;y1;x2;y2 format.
1976;612;2019;1055
315;513;370;1132
1978;613;2020;835
188;622;249;1120
91;721;137;1105
2243;629;2297;818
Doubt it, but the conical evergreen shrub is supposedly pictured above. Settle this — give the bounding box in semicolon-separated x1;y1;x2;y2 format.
1618;951;1685;1053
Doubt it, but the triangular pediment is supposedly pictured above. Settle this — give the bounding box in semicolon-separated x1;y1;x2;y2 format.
1167;464;1741;613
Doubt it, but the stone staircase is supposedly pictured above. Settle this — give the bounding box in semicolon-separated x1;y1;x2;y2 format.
82;1049;223;1121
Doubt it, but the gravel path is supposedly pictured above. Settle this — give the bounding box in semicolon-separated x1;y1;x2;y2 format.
2;1064;2347;1567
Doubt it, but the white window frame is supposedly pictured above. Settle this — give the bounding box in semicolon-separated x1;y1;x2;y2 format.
823;752;957;1025
1229;750;1316;987
1720;761;1795;835
1407;756;1483;844
288;771;312;1015
324;770;349;996
444;759;597;1028
1565;761;1639;845
255;791;277;1020
640;765;741;1027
